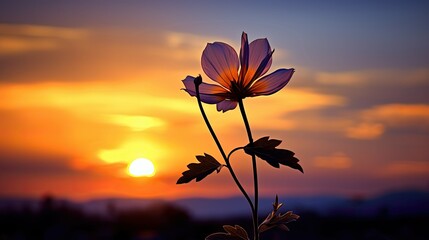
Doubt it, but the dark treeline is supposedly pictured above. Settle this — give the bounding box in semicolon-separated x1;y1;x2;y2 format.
0;195;427;240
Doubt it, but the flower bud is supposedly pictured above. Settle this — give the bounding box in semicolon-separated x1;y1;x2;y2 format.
194;74;202;86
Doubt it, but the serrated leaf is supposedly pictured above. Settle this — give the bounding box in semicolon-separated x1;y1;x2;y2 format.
244;136;303;173
253;136;282;148
176;153;222;184
259;196;300;233
278;224;290;231
223;225;249;239
205;233;243;240
206;225;249;240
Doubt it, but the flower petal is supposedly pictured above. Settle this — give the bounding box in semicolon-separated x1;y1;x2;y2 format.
201;42;239;89
216;99;238;112
239;32;249;84
242;38;272;86
249;68;294;96
182;76;227;104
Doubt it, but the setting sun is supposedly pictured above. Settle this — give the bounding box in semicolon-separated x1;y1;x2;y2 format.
128;158;155;177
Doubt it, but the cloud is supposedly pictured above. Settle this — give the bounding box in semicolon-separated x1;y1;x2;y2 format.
347;104;429;139
0;150;82;177
0;28;210;83
0;80;347;136
0;37;59;54
313;152;352;169
346;122;385;139
361;104;429;128
0;82;195;115
0;23;88;39
103;114;166;132
0;23;88;55
97;139;168;165
381;161;429;177
165;31;231;61
245;87;346;130
315;68;429;86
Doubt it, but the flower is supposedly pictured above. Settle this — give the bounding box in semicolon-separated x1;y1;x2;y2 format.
182;32;294;112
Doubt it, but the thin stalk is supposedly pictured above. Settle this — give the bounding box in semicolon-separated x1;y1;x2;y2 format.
227;146;244;160
194;80;255;221
238;99;259;240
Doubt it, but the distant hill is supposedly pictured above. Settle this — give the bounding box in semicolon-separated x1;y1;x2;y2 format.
173;189;429;219
1;189;428;219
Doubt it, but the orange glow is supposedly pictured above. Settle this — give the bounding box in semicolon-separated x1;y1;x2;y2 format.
1;21;428;201
97;140;167;165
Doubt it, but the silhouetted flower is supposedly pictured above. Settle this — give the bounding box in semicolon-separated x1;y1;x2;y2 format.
182;32;294;112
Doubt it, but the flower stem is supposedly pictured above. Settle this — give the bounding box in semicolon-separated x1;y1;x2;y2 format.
238;99;259;240
194;79;255;222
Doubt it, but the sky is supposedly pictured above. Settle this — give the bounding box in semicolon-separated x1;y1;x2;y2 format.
0;0;428;200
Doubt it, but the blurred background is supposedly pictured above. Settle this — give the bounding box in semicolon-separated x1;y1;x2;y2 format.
1;0;428;239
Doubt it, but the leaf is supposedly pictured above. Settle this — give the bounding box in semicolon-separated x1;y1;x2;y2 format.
206;225;249;240
259;196;300;233
253;136;282;148
223;225;249;239
205;233;242;240
244;136;303;173
176;153;223;184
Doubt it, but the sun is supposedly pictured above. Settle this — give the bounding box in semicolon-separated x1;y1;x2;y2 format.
128;158;155;177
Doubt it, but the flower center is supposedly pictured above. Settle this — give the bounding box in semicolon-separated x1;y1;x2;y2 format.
230;81;249;100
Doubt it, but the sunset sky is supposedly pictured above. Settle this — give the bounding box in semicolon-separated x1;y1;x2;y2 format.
1;0;428;200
